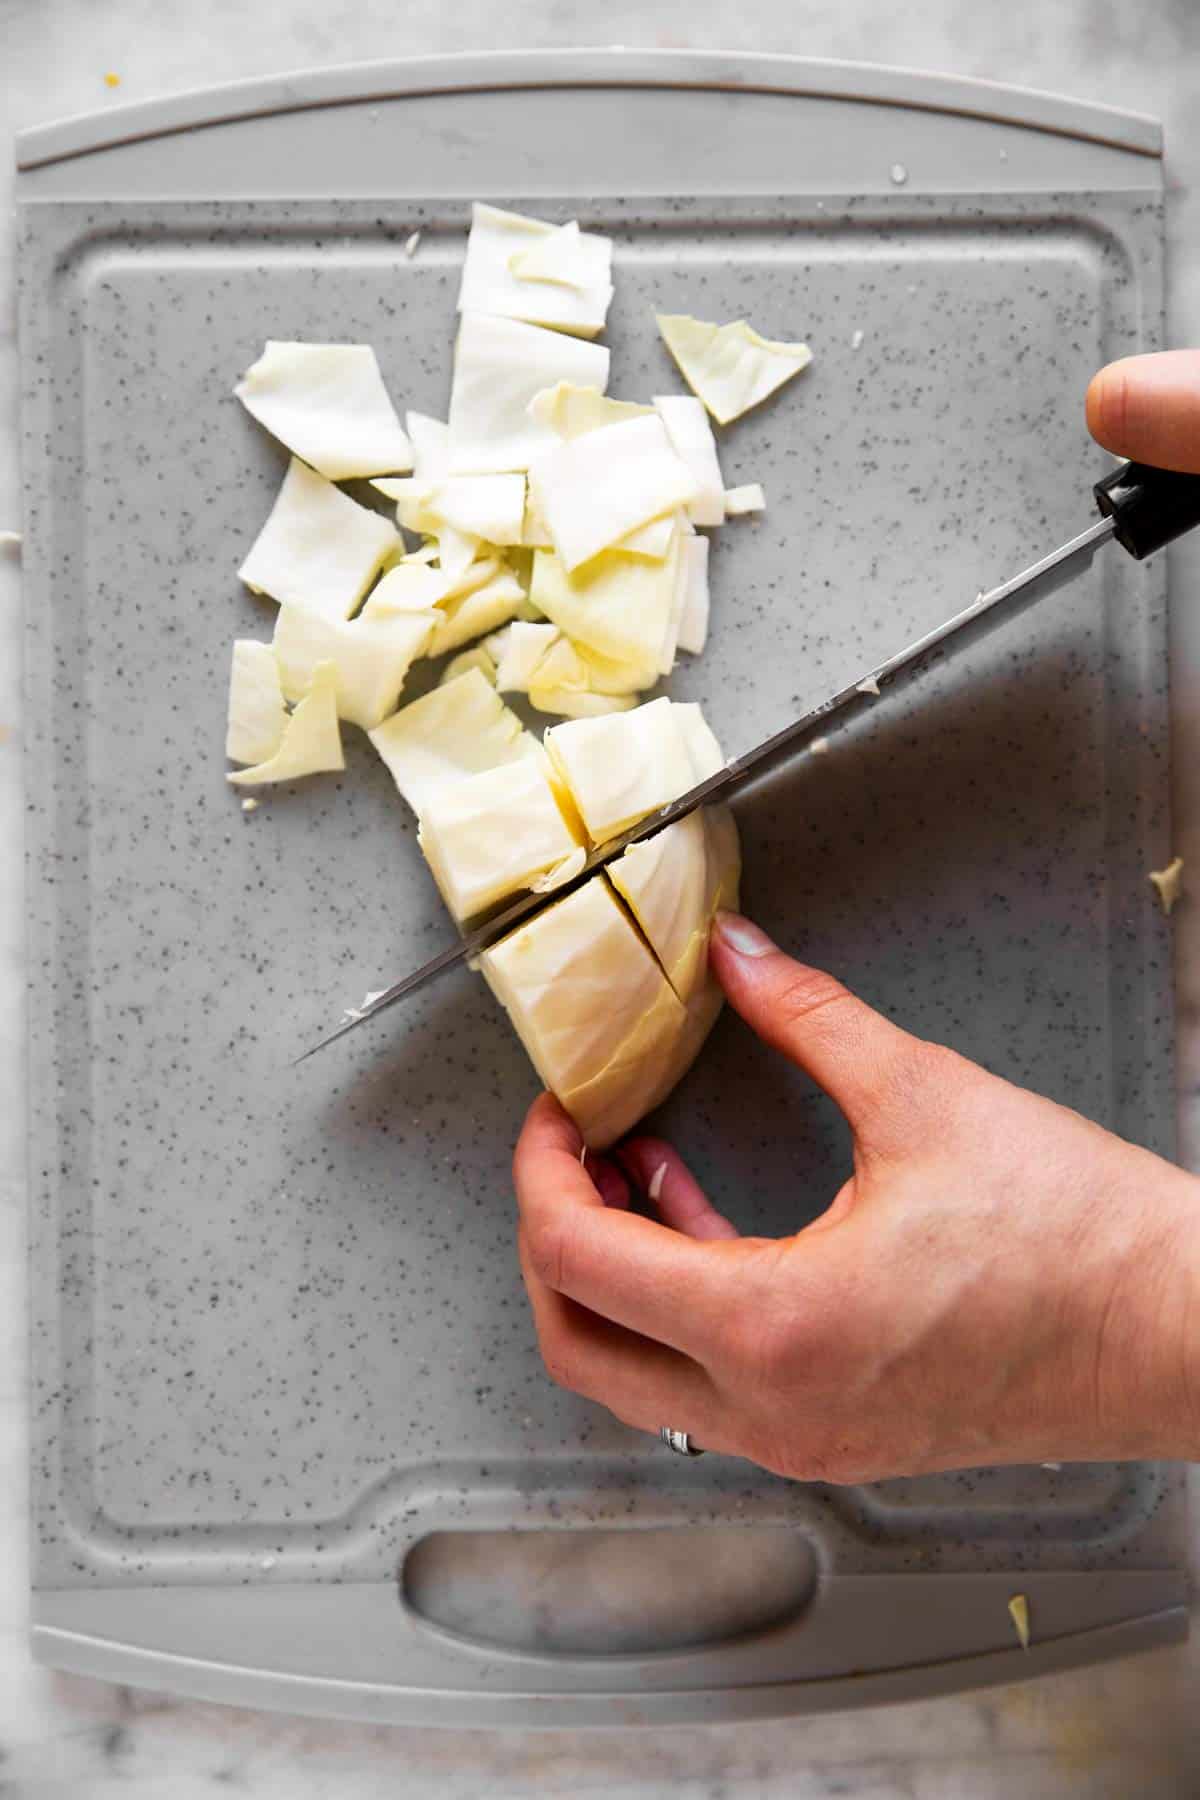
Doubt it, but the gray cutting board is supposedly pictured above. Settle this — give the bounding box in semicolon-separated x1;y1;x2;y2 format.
16;53;1184;1726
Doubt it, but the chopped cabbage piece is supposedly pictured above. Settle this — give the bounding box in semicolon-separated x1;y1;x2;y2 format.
491;621;561;692
227;661;344;786
437;524;485;583
522;492;554;549
368;668;539;816
234;341;413;480
509;221;597;290
426;567;527;657
272;602;436;730
657;313;812;424
433;475;526;545
534;634;648;700
613;511;677;560
441;645;498;686
657;528;694;676
521;636;645;717
447;313;611;475
544;697;700;845
374;472;525;547
419;757;582;921
406;411;450;481
676;536;711;655
458;203;613;337
724;482;766;515
226;639;286;765
653;395;725;526
530;687;637;719
363;559;458;615
238;458;399;622
528;383;652;440
370;476;438;534
448;313;610;475
530;540;677;680
528;414;698;572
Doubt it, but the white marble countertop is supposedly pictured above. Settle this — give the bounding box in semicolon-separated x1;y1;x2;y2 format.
5;3;1200;1793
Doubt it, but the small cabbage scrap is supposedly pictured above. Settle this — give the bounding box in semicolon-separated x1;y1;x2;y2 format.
448;313;611;475
724;483;766;515
1149;855;1184;915
234;341;414;480
238;458;399;622
368;668;540;816
226;640;286;765
227;661;344;787
1008;1594;1031;1652
458;203;613;337
657;314;812;425
419;757;583;921
654;395;725;526
528;414;698;572
272;603;436;730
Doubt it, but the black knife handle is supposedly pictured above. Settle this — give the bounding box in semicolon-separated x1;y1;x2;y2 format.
1094;460;1200;560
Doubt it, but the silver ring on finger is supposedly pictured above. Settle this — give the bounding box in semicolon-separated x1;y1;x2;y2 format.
660;1426;705;1457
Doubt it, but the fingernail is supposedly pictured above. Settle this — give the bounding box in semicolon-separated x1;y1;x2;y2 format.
713;910;776;957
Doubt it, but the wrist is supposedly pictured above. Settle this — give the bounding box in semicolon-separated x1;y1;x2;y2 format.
1094;1152;1200;1461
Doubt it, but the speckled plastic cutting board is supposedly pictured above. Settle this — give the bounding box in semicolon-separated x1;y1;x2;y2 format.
16;54;1186;1726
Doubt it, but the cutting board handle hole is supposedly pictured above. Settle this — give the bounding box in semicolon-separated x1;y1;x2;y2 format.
400;1525;818;1658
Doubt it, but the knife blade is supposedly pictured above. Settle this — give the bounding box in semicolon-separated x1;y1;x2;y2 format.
294;458;1200;1064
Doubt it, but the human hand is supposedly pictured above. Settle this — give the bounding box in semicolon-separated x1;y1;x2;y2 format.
1087;349;1200;473
512;913;1200;1481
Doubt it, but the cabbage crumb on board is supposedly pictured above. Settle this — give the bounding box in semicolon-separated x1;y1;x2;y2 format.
1007;1594;1031;1652
220;199;816;1136
1149;856;1184;916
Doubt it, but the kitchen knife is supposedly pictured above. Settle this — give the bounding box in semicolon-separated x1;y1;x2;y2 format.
295;459;1200;1063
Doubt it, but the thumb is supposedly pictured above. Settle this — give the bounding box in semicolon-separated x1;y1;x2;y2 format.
1086;350;1200;475
708;911;925;1134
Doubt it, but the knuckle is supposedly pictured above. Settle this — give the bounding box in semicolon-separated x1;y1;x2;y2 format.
525;1218;574;1294
772;967;857;1037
